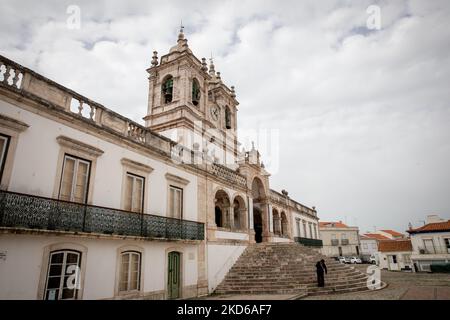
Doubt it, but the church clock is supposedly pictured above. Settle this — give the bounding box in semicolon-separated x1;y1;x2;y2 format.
210;105;219;121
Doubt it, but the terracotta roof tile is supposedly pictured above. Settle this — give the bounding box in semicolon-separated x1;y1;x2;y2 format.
363;233;390;240
319;221;348;228
407;220;450;234
380;229;404;237
378;240;412;252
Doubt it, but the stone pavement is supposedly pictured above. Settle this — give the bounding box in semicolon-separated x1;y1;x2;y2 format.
200;294;302;300
201;265;450;300
303;265;450;300
401;286;450;300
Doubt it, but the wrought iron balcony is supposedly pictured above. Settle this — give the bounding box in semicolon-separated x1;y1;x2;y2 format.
341;239;349;245
0;190;204;241
295;237;323;247
331;239;339;246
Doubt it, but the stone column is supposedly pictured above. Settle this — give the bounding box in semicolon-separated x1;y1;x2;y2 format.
248;198;254;229
268;204;273;233
228;206;234;230
277;217;282;236
262;201;271;242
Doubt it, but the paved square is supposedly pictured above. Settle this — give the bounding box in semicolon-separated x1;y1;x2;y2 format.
303;265;450;300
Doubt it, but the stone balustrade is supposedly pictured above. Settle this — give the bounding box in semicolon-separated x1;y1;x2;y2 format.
269;189;317;218
210;163;247;188
0;54;248;188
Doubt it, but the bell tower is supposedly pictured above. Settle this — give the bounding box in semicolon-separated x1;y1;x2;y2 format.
143;26;240;166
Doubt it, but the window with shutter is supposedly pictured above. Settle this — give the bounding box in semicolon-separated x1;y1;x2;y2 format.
0;134;10;182
169;186;183;219
124;173;144;213
59;155;90;203
119;251;141;292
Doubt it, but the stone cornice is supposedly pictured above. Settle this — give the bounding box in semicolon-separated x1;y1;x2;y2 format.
165;173;190;186
56;135;104;158
121;158;154;174
0;113;29;133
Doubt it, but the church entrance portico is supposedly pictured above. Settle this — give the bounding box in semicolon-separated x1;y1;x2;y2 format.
253;207;263;243
251;177;270;243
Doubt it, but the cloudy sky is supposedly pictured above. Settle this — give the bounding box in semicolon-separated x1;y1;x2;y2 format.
1;0;449;233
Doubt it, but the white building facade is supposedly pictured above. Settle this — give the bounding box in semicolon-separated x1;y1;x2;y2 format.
0;30;320;299
378;240;413;271
359;235;378;261
407;215;450;272
319;222;360;257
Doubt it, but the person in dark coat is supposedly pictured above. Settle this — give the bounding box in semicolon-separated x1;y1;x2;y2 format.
321;259;328;275
316;261;325;287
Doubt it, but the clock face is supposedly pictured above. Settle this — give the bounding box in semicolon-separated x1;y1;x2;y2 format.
210;106;219;121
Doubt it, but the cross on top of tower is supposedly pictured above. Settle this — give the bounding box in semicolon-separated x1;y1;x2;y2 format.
178;20;185;40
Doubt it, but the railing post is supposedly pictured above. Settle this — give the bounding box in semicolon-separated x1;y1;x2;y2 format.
82;204;87;232
0;191;6;225
48;199;56;230
140;213;144;237
181;219;184;239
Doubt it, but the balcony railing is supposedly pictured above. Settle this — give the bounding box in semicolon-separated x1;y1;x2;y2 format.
295;237;323;247
341;239;349;245
0;190;204;241
417;246;450;255
331;239;339;246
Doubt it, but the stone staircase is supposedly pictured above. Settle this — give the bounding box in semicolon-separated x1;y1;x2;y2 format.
214;242;374;297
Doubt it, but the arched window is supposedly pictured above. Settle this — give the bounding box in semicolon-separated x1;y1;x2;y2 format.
44;250;81;300
192;78;200;106
119;251;141;293
233;195;247;230
162;76;173;104
225;106;231;129
214;190;230;228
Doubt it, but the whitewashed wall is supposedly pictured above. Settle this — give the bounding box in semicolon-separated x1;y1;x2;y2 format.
0;234;198;299
206;244;247;293
0;100;198;221
291;212;319;238
360;239;378;256
378;251;413;271
410;231;450;253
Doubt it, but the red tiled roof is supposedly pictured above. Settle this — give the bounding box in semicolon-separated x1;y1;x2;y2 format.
363;233;390;240
359;235;372;240
378;240;412;252
319;221;348;228
380;229;404;237
407;220;450;234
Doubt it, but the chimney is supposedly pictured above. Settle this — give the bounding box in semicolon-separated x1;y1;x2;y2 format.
426;214;444;224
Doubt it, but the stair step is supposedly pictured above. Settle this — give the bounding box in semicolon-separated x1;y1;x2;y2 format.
214;243;369;297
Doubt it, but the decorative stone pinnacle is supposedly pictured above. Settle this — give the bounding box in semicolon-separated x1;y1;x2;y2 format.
209;58;215;76
201;58;208;72
231;85;236;98
151;51;158;67
178;23;185;41
216;71;221;80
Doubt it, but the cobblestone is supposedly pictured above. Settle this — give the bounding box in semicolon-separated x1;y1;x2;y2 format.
303;265;450;300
